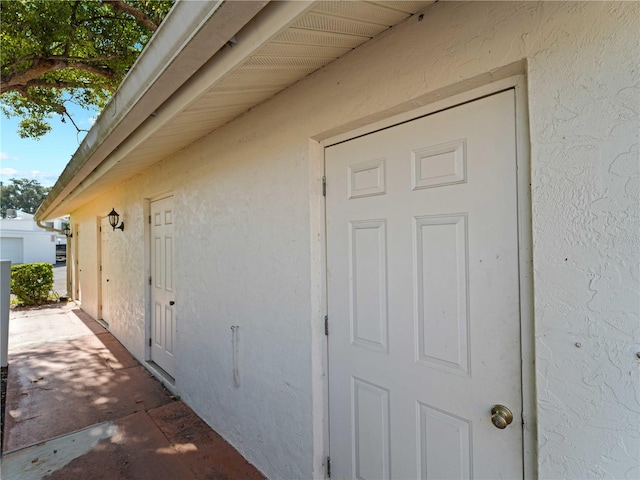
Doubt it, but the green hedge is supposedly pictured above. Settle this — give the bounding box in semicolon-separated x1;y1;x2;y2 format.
11;263;54;306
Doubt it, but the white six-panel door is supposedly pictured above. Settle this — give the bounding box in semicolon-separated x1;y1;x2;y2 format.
100;217;112;326
327;91;523;479
150;196;176;378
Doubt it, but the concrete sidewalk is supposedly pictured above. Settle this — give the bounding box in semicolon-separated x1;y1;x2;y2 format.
1;303;264;479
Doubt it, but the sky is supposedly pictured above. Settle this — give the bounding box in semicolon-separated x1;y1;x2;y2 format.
0;102;97;188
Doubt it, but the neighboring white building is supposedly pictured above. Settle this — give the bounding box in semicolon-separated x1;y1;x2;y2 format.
0;209;62;265
35;2;639;479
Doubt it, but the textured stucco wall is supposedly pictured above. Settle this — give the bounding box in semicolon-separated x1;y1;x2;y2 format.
72;140;315;479
71;2;639;478
521;4;639;478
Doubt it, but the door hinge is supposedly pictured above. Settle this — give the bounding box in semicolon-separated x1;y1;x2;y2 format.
149;215;151;224
149;276;152;285
324;315;329;336
99;265;102;272
149;338;152;347
326;456;331;478
99;226;101;232
322;176;326;197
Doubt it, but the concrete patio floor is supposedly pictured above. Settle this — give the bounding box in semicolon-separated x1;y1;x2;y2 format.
1;302;265;479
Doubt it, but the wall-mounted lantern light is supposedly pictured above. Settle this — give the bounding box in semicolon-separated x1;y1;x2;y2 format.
108;208;125;232
63;225;73;238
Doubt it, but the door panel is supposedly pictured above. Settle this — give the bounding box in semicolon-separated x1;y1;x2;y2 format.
150;196;176;378
327;91;523;479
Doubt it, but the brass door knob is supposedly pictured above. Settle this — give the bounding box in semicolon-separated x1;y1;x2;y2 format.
491;405;513;429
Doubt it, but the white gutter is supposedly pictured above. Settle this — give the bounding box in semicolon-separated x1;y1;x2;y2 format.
36;0;269;221
35;219;65;236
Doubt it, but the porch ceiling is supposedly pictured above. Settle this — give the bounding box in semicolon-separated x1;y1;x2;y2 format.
38;0;434;220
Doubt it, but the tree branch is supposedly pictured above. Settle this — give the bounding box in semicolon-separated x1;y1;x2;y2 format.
1;58;61;94
60;104;88;134
1;55;119;94
50;54;122;63
103;0;159;31
77;15;133;24
3;54;122;75
67;62;116;79
16;80;88;90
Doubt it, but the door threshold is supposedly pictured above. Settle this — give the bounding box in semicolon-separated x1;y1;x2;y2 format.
145;361;177;391
96;319;109;330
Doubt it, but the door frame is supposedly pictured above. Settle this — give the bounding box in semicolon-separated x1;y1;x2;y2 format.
316;74;536;478
144;192;178;386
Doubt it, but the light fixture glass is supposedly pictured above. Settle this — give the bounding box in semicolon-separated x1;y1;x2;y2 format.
108;208;125;231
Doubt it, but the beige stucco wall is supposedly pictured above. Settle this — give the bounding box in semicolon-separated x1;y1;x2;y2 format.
70;2;639;478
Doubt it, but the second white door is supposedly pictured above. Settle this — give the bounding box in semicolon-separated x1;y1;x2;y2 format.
150;196;177;378
327;90;523;479
100;217;112;326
